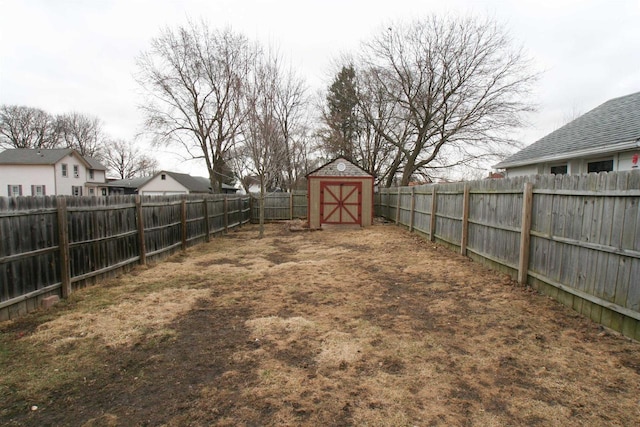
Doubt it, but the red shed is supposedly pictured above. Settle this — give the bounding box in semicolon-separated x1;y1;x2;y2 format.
306;157;374;228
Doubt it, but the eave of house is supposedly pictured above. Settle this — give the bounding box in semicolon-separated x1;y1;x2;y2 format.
494;140;640;169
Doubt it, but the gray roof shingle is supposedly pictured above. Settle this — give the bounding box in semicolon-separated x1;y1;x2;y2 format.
0;148;74;165
0;148;107;170
84;156;107;170
495;91;640;169
106;176;153;188
168;172;211;193
107;171;237;192
307;157;373;177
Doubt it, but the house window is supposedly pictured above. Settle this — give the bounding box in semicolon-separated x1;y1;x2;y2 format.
32;185;46;196
161;174;166;180
587;159;614;173
7;185;22;197
73;165;80;178
102;188;107;196
72;186;83;196
550;164;568;175
62;164;68;177
89;169;94;180
89;188;95;195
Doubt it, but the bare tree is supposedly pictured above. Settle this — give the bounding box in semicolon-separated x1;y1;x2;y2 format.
272;64;309;191
136;22;255;193
355;16;536;185
0;105;60;149
285;123;317;190
56;112;105;158
354;66;412;186
103;139;159;179
239;51;288;238
319;65;408;186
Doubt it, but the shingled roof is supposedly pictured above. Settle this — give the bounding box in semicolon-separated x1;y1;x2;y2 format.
307;157;373;177
107;171;237;193
494;91;640;169
0;148;107;170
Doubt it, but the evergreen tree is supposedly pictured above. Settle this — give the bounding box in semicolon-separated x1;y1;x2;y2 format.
322;65;359;160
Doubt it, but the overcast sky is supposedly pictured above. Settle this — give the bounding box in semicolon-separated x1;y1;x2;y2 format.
1;0;639;176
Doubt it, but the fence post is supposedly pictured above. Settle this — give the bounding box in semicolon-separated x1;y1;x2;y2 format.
395;187;401;225
181;197;187;251
224;196;229;232
409;187;416;232
383;190;388;218
518;182;534;285
430;187;437;242
135;195;147;265
237;197;243;228
56;197;71;298
203;198;210;242
460;184;470;256
289;192;294;220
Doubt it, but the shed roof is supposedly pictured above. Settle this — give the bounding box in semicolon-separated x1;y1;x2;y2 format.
494;91;640;169
307;157;373;178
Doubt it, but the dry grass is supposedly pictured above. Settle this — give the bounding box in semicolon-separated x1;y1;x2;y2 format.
1;222;640;426
29;288;210;349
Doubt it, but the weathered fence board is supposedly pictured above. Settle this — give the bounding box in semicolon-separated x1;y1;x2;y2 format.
375;171;640;341
250;191;308;221
0;194;250;320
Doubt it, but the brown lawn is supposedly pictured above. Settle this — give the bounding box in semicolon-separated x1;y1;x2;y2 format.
1;222;639;426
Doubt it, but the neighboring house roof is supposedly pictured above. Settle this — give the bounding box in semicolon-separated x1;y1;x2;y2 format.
307;157;374;177
0;148;107;170
84;156;107;170
106;171;237;193
106;176;153;189
495;91;640;169
169;172;211;193
170;172;237;192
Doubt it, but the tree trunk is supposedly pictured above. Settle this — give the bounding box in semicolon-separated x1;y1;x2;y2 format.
258;175;265;239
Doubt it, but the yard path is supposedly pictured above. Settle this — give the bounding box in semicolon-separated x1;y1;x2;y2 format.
1;223;639;426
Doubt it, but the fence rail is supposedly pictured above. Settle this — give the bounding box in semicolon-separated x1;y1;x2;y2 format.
249;191;308;221
0;194;250;320
375;171;640;341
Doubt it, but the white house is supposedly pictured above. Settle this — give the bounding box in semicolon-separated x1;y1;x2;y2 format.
107;171;237;195
494;91;640;176
0;148;108;196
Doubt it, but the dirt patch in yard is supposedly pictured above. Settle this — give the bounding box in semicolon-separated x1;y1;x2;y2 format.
1;223;640;426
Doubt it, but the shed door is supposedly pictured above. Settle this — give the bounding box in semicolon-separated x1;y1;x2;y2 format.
320;182;362;225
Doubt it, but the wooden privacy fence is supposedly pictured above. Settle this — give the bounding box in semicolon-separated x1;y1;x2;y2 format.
375;171;640;341
0;194;250;320
250;191;308;221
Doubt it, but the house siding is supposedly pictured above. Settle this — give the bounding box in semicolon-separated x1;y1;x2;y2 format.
616;150;639;172
87;169;106;184
0;164;54;196
505;148;640;176
505;164;540;177
55;153;90;195
139;174;189;195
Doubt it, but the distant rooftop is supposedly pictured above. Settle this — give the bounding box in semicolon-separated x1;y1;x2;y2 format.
108;171;237;192
0;148;107;170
